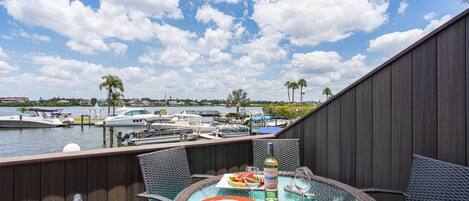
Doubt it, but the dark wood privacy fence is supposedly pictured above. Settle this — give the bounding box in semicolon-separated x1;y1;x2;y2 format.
0;135;272;201
276;8;469;200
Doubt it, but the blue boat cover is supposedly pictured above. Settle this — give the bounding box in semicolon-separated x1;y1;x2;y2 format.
254;126;283;134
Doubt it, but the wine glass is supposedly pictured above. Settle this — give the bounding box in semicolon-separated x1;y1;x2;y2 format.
72;194;82;201
244;166;261;198
294;169;312;201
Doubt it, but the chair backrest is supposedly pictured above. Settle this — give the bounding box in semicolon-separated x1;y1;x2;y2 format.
137;147;192;199
406;154;469;201
252;139;300;171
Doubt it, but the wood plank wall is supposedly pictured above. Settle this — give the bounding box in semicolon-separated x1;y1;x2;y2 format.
277;11;469;201
0;141;252;201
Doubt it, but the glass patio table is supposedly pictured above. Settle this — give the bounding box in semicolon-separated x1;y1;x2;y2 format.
174;172;375;201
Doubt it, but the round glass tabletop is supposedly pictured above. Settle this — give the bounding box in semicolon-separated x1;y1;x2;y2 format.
185;176;360;201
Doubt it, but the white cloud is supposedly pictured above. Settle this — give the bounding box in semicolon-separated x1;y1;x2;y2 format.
153;24;197;47
160;47;200;67
1;0;182;54
0;55;181;97
368;15;451;55
209;48;231;62
398;1;409;14
234;23;245;38
0;47;16;73
0;61;16;73
140;46;200;69
233;56;266;76
284;51;370;97
196;5;234;31
424;12;436;20
0;47;7;59
109;42;128;55
211;0;240;4
107;0;183;19
252;0;388;46
18;29;50;42
232;32;286;64
198;28;233;50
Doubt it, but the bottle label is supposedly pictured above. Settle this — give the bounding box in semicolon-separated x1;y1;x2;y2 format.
264;168;278;190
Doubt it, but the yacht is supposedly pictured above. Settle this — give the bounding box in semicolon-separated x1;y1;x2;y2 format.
152;113;218;133
121;126;199;145
0;108;64;128
101;108;173;127
213;124;251;138
51;110;75;124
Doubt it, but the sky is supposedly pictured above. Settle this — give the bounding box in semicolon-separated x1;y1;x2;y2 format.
0;0;466;101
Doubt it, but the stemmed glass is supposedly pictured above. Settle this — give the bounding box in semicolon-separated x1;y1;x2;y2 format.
294;168;312;201
244;166;261;198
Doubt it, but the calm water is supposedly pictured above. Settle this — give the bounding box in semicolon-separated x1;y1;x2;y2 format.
0;106;263;158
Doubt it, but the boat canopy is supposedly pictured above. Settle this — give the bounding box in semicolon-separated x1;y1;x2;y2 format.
27;108;63;113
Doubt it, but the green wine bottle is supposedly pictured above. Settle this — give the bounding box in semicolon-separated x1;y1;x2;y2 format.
264;142;278;201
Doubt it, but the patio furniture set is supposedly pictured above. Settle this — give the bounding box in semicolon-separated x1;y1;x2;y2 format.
136;139;469;201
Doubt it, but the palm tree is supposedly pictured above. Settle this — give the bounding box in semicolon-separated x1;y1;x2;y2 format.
110;92;124;116
284;81;291;102
226;89;250;113
290;82;299;103
322;87;332;100
99;75;124;116
298;79;307;103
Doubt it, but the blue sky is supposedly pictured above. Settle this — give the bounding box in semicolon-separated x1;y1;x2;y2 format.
0;0;466;101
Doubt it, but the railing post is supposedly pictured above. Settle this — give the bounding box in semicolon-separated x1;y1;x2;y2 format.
109;127;114;147
102;121;106;144
80;115;84;131
19;115;23;129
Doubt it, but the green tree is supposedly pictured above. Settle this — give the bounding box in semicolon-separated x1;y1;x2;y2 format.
99;75;124;116
290;82;299;103
284;81;291;102
298;79;307;103
226;89;250;113
90;98;98;106
322;87;333;100
110;92;124;115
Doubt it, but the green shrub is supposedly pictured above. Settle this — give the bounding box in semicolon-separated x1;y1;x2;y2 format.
262;103;316;119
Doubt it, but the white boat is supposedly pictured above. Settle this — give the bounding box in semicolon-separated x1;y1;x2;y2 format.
51;110;75;124
152;113;218;134
0;108;64;128
122;126;199;145
213;124;251;138
102;108;173;127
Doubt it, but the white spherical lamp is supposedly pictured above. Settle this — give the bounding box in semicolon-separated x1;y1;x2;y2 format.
63;143;81;152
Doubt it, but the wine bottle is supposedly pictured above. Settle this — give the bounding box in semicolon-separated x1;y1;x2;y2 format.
264;142;278;201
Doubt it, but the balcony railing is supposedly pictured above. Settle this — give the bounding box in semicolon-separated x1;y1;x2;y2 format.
0;135;274;201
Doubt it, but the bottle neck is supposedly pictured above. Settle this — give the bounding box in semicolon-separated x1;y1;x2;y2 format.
267;143;274;157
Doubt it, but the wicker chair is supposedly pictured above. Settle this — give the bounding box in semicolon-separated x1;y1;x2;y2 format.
252;139;300;171
137;147;211;201
362;154;469;200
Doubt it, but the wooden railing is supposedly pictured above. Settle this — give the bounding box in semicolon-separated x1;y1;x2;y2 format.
0;135;274;201
276;8;469;201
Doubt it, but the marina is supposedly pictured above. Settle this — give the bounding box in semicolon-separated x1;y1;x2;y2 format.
0;106;271;157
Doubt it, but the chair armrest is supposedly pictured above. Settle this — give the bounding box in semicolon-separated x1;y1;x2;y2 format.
191;174;214;183
191;174;214;179
137;192;172;201
360;188;406;196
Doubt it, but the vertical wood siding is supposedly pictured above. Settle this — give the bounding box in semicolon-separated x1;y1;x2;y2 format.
276;9;469;200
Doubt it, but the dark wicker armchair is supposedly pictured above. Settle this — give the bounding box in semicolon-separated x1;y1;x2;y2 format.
252;139;300;171
362;154;469;200
137;147;211;201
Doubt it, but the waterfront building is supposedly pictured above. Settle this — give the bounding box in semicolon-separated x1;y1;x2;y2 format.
0;97;29;103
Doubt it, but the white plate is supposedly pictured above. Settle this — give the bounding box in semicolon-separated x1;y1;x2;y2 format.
215;174;265;190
